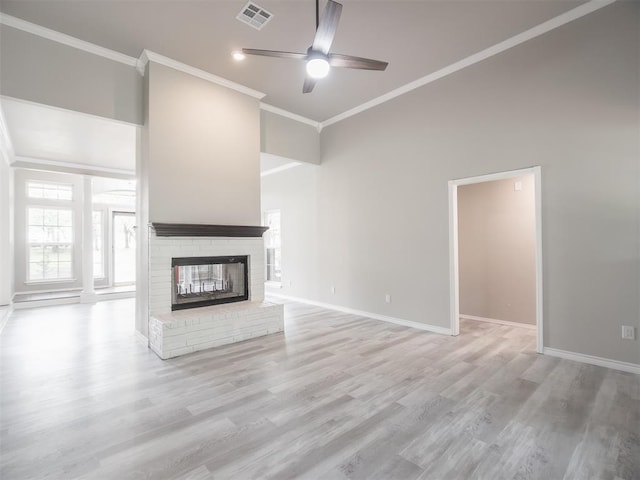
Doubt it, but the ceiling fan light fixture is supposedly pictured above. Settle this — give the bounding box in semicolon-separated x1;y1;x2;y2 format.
306;57;330;79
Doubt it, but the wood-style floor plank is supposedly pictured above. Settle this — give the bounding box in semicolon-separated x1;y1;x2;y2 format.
1;298;638;479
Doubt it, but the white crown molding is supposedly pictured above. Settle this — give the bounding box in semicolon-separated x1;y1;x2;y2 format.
543;347;640;375
12;155;135;178
259;103;321;131
138;50;266;100
1;0;615;131
320;0;617;129
0;13;138;67
136;49;150;77
267;292;453;336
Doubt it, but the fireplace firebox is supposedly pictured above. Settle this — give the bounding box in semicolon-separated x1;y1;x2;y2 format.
171;256;248;310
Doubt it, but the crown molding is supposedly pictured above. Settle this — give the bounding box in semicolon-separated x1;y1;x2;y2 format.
138;50;266;100
1;0;616;131
259;103;321;131
320;0;617;129
12;155;135;178
0;13;138;67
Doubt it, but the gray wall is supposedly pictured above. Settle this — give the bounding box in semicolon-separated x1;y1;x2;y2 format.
145;62;261;226
262;164;319;294
0;26;142;125
261;110;320;165
458;175;536;325
263;2;639;364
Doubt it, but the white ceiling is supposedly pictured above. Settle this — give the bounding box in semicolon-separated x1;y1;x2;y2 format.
2;97;137;175
0;0;586;122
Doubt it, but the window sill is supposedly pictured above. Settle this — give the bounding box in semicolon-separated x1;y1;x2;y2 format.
25;278;77;285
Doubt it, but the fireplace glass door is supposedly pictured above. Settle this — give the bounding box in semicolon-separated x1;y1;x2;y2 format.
171;256;248;310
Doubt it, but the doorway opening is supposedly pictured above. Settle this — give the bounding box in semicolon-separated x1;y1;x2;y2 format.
448;167;543;353
113;211;136;286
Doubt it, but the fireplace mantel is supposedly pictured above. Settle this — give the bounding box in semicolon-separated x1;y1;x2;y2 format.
151;223;269;237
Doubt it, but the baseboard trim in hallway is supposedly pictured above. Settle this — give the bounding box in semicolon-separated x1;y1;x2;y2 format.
268;292;453;336
460;314;537;330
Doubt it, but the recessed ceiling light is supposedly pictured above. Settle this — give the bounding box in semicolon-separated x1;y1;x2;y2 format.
232;51;246;61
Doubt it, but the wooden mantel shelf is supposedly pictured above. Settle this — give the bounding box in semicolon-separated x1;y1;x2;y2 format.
151;223;269;238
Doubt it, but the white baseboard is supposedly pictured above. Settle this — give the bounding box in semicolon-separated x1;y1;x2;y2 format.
268;292;452;335
96;290;136;301
0;304;14;335
13;291;136;310
543;347;640;375
80;292;98;304
13;296;79;309
460;314;536;330
134;329;149;347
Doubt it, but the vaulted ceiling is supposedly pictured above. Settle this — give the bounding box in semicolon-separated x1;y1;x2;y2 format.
0;0;586;123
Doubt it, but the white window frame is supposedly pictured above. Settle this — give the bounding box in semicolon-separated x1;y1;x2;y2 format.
25;205;75;283
26;180;74;201
92;209;106;281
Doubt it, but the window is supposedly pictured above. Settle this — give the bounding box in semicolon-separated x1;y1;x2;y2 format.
27;181;73;201
264;210;281;283
27;207;73;281
92;211;104;279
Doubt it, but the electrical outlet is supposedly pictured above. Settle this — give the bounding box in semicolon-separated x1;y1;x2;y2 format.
621;326;635;340
385;294;391;304
288;280;292;287
330;286;336;294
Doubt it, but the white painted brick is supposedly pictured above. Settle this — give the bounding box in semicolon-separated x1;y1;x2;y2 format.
147;232;279;359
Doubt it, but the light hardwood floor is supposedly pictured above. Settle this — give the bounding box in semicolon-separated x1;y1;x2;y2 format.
1;298;638;479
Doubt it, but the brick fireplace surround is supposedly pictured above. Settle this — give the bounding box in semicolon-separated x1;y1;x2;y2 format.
147;223;284;359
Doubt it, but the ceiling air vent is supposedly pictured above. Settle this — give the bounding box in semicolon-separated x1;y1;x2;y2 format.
237;2;273;30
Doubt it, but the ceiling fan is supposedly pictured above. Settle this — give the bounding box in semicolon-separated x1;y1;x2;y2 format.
242;0;389;93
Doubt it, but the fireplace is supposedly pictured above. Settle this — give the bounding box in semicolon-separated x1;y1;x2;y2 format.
148;223;283;360
171;255;248;310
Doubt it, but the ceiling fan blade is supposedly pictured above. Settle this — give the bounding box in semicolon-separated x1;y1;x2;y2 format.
328;53;388;71
303;76;318;94
311;0;343;55
242;48;307;60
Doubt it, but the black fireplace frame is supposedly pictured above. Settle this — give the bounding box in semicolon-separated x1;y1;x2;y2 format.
171;255;249;311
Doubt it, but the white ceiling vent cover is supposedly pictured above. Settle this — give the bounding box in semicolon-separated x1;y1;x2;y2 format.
237;2;273;30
